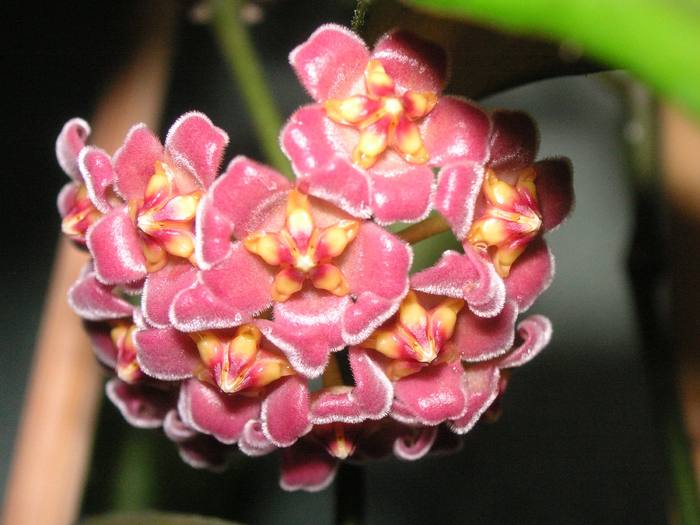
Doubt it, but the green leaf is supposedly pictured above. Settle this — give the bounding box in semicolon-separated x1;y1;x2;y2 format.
81;512;242;525
405;0;700;118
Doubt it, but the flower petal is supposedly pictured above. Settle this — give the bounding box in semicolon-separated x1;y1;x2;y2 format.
369;165;434;224
78;146;116;213
289;24;369;101
449;365;500;434
535;158;574;232
488;110;539;172
56;118;90;180
434;161;484;239
113;123;164;201
87;207;147;284
57;182;79;217
238;419;276;457
178;378;260;444
85;321;118;368
257;291;347;378
411;248;506;318
164;112;229;189
372;30;447;93
504;237;554;312
196;156;291;268
280;440;338;492
281;106;372;219
453;300;517;362
498;314;552;368
261;375;311;447
393;426;438;461
142;262;197;328
310;348;393;424
341;223;411;344
135;326;198;381
105;378;175;429
68;264;133;321
393;361;468;425
421;96;491;167
163;408;197;442
170;243;273;332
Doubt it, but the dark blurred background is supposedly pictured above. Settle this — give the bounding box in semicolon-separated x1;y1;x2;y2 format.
1;1;666;523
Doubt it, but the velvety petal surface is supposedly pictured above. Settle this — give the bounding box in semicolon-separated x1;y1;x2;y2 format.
178;379;260;444
85;321;118;368
393;361;468;425
261;375;311;447
196;156;290;268
488;110;539;172
113;123;164;201
280;441;338;492
78;146;116;213
310;347;393;424
135;326;199;380
369;165;433;224
238;419;276;457
257;291;347;378
453;300;517;362
68;264;133;321
106;378;175;428
341;222;411;344
372;29;447;93
142;262;197;328
504;238;554;312
289;24;369;101
87;207;147;284
393;426;437;461
499;314;553;369
450;365;500;434
164;112;229;189
56;118;90;180
170;243;273;332
535;158;575;232
434;161;484;239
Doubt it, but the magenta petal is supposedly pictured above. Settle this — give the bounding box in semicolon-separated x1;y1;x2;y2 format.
177;436;230;472
393;362;468;425
454;300;517;362
78;146;116;213
488;110;539;172
393;426;438;461
142;262;197;328
499;314;552;369
257;291;347;378
85;321;118;368
289;24;369;101
57;182;78;217
87;207;147;284
505;238;554;312
164;112;229;189
434;161;484;239
370;165;433;224
310;347;392;424
238;419;276;457
105;378;174;429
135;326;198;381
170;243;273;332
178;379;260;444
261;376;311;447
535;158;574;232
164;408;197;442
372;30;447;93
196;156;290;268
411;248;506;318
68;264;133;321
113;123;164;201
280;441;338;492
450;365;500;434
56;117;90;180
422;96;491;167
341;222;411;344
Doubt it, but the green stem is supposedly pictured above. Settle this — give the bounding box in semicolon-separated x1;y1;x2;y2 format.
351;0;372;33
210;0;292;177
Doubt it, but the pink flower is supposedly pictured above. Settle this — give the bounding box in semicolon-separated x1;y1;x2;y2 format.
415;110;574;316
170;156;412;377
281;25;490;224
71;112;229;329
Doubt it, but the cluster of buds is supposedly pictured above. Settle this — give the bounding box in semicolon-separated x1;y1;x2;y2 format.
56;25;573;491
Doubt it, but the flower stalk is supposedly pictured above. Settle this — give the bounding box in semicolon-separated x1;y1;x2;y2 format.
397;214;450;244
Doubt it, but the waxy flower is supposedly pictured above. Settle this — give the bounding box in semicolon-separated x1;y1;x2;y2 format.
170;156;411;377
282;25;491;224
77;112;229;329
417;110;574;316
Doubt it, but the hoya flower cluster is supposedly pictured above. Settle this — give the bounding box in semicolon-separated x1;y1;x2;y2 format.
56;25;573;491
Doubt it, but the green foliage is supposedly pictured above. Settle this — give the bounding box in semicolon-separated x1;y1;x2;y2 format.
407;0;700;119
